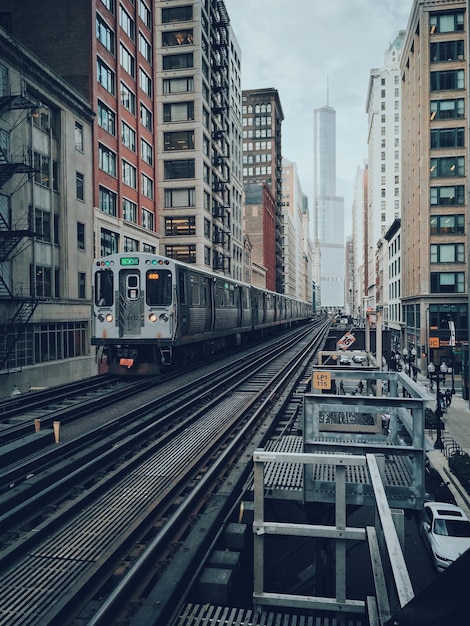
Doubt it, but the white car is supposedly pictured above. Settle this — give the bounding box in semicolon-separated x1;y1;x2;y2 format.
339;355;351;365
421;502;470;571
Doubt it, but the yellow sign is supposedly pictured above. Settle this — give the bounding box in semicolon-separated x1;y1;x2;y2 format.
313;371;331;390
429;337;440;349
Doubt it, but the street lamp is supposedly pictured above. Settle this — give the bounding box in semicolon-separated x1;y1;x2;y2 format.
403;347;417;381
428;361;447;450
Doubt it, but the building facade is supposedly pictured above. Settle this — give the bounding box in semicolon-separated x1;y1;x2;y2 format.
0;28;96;397
242;88;284;292
400;0;467;376
366;31;405;318
313;104;345;308
156;0;244;277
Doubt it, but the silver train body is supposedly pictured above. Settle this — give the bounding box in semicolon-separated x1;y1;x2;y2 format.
92;253;312;375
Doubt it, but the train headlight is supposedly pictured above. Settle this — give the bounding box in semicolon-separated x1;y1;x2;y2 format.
98;314;105;322
148;313;158;322
159;313;169;322
105;313;113;322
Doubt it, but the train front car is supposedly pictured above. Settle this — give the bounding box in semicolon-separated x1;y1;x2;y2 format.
92;253;176;375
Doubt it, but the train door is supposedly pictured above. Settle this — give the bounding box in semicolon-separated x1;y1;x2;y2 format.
118;269;143;337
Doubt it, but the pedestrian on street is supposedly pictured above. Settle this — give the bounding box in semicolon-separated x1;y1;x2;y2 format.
445;388;452;407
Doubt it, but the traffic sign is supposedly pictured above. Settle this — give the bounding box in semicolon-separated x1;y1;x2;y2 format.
337;332;356;351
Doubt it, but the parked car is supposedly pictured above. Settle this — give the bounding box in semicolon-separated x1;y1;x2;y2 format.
421;502;470;571
352;354;367;364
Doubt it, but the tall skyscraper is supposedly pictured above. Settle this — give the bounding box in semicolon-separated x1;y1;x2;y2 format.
313;104;344;308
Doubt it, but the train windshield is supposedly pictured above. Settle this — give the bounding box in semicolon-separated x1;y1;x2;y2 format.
146;269;172;306
95;269;114;306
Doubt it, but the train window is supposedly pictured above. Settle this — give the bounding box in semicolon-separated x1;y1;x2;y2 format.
126;274;139;301
190;273;200;305
216;282;225;306
146;269;172;306
201;278;209;306
95;269;114;306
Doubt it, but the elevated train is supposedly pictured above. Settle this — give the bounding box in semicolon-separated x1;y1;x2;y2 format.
92;253;313;375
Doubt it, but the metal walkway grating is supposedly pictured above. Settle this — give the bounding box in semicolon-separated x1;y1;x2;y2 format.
176;603;366;626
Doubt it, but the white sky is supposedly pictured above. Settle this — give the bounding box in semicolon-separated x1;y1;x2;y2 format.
224;0;414;234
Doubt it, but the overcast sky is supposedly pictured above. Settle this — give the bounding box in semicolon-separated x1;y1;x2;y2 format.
224;0;414;233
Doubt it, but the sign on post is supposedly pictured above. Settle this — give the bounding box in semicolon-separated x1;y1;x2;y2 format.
313;371;331;390
337;332;356;351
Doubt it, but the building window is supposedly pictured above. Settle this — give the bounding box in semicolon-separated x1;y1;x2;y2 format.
123;198;137;222
165;216;196;236
431;127;464;148
76;172;84;200
78;272;86;299
124;236;139;252
430;69;464;91
121;120;136;151
143;243;156;253
96;15;115;54
101;228;119;256
141;173;154;199
31;265;52;298
164;159;195;179
140;68;152;97
430;98;465;120
122;159;137;188
164;187;196;207
163;76;194;94
74;121;84;151
430;272;465;293
120;43;135;77
120;82;136;114
142;208;154;230
100;0;115;14
430;40;464;63
139;32;152;63
97;58;115;94
99;186;117;216
430;243;464;263
430;12;464;34
120;6;135;40
162;6;193;23
163;101;194;122
98;100;116;135
164;130;195;151
140;104;152;130
33;152;58;190
98;143;117;176
139;0;152;29
163;53;193;71
165;244;196;263
430;156;465;177
77;222;85;250
162;29;193;47
30;207;51;242
141;138;153;165
430;185;465;206
430;214;465;234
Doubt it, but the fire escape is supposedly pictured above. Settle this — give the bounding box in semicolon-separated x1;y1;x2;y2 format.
210;0;231;274
0;91;37;373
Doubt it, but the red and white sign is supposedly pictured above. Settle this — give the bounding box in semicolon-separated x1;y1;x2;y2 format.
337;332;356;351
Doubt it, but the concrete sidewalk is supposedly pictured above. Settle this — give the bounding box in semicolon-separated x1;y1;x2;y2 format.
417;375;470;517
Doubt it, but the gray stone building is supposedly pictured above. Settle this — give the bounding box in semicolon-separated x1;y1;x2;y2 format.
0;28;96;397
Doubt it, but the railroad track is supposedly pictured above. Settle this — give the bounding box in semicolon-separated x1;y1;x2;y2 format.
0;320;330;625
